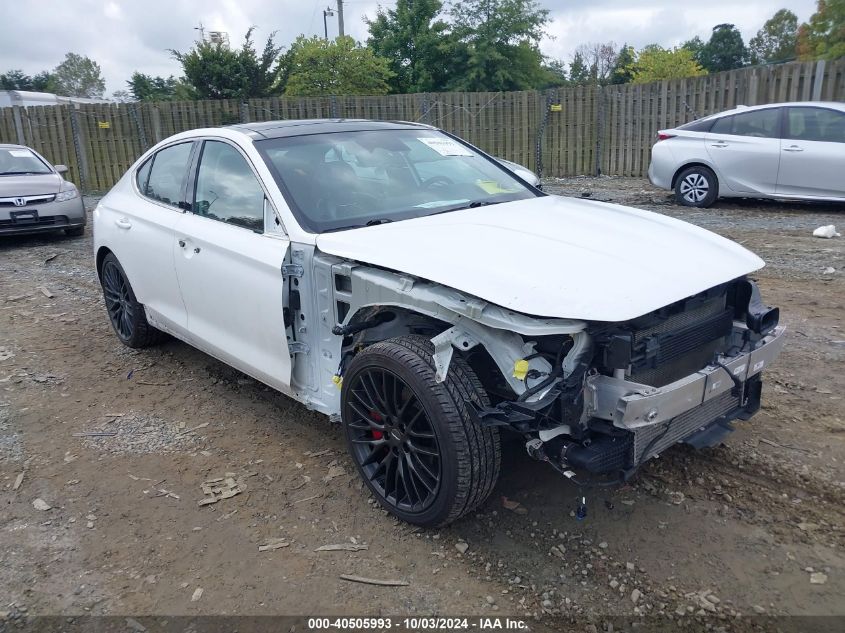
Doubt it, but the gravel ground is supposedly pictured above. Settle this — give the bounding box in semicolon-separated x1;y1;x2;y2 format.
0;180;843;631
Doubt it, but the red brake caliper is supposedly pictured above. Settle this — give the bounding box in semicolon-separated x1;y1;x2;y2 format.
370;411;383;439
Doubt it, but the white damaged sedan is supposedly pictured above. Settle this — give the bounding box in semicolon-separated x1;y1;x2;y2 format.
93;119;785;527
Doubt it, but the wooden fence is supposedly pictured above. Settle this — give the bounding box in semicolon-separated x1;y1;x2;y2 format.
1;58;843;192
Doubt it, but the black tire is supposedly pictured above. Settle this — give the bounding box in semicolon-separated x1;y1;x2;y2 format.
99;253;164;348
341;335;501;527
674;165;718;207
65;226;85;237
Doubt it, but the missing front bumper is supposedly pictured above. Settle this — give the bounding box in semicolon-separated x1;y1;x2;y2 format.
585;326;785;430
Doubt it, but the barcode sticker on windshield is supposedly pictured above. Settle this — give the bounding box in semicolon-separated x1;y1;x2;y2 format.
9;149;34;158
417;137;474;157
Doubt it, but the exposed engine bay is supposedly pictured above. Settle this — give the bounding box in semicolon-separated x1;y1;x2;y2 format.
470;278;784;483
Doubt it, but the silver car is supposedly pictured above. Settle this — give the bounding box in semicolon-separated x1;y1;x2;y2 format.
648;102;845;207
0;144;86;236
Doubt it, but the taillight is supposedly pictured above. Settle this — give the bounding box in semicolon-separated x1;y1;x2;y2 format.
657;133;676;141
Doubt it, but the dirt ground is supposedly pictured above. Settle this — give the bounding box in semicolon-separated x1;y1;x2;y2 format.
1;178;843;630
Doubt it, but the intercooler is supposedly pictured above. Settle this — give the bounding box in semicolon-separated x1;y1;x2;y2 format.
632;389;741;463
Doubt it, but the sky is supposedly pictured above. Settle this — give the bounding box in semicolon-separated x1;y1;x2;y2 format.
0;0;820;95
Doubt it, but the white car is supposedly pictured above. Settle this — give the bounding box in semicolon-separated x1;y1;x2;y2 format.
648;102;845;207
94;119;785;527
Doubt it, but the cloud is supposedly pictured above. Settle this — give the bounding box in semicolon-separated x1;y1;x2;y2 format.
0;0;820;95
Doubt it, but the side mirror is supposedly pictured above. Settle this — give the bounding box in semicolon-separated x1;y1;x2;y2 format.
54;165;69;174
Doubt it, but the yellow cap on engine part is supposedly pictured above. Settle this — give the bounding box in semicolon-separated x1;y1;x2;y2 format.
332;375;343;389
513;359;529;381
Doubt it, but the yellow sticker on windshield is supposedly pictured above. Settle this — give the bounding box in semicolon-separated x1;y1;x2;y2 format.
475;179;513;194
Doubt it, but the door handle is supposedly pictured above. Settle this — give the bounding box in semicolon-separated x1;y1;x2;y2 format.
783;146;804;152
710;143;729;148
115;218;132;229
178;239;186;247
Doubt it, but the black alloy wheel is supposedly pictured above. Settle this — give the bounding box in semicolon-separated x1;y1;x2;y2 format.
341;335;501;527
345;366;442;513
99;253;163;348
102;258;135;341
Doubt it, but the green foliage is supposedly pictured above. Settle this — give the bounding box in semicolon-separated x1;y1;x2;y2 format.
798;0;845;60
609;45;636;84
128;72;194;101
52;53;106;98
574;42;620;84
749;9;799;63
171;28;283;99
681;36;706;66
628;45;706;83
366;0;461;93
0;69;57;92
698;24;748;72
448;0;550;91
282;36;394;96
539;59;567;88
567;52;590;84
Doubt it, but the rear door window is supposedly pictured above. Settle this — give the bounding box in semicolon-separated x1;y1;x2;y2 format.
710;108;781;138
786;107;845;143
142;142;194;207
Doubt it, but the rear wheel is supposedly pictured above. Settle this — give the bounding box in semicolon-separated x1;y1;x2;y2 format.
99;253;164;348
675;165;718;207
341;335;500;527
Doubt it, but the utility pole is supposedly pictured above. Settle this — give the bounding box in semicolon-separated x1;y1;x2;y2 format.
336;0;344;37
194;22;206;41
323;6;335;39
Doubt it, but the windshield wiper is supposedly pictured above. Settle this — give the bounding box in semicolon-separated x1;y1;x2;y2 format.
0;171;47;176
427;199;505;216
322;218;394;233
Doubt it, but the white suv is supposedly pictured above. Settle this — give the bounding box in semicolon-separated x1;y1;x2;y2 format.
94;119;785;527
649;102;845;207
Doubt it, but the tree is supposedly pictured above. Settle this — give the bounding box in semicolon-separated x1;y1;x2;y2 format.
0;69;59;92
609;44;636;84
448;0;551;91
111;90;132;102
568;51;590;84
797;0;845;60
1;69;32;90
698;24;748;72
574;41;619;84
282;36;393;96
127;72;193;101
366;0;462;93
52;53;106;98
749;9;799;63
682;36;706;65
539;59;567;88
171;28;283;99
31;71;55;92
629;45;706;83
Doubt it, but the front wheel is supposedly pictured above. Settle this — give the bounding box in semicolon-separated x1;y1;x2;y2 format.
341;335;501;527
675;165;718;207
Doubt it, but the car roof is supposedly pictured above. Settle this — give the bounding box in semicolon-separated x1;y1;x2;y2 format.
669;101;845;131
727;101;843;114
694;101;844;121
0;143;28;149
227;118;435;140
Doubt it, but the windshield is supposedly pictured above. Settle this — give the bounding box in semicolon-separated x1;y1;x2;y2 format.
256;129;538;233
0;147;52;175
